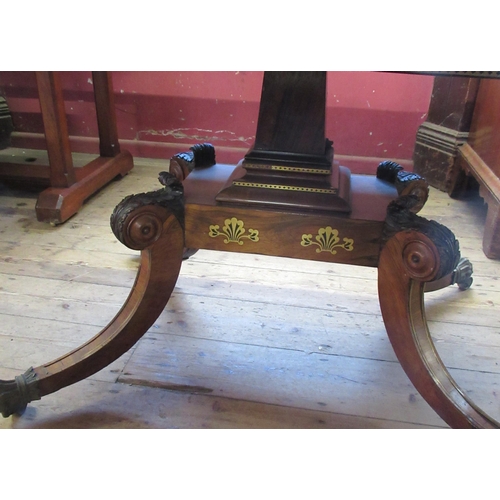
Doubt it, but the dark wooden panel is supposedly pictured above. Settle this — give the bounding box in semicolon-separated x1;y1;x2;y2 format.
413;76;480;193
469;79;500;179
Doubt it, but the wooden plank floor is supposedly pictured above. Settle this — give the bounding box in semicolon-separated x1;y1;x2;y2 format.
1;152;499;429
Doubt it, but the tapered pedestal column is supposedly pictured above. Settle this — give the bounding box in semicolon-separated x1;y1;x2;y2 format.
216;72;351;213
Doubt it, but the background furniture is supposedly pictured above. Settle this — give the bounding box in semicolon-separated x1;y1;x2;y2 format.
456;79;500;259
0;71;133;224
413;72;500;259
0;96;13;149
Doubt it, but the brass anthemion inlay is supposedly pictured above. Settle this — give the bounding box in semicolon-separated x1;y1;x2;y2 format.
209;217;260;245
233;181;338;195
301;227;354;254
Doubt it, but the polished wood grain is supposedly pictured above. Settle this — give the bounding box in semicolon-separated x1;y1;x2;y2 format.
378;229;498;428
249;71;329;164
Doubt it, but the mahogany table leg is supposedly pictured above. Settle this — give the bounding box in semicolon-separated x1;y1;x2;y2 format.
378;200;499;428
0;174;185;417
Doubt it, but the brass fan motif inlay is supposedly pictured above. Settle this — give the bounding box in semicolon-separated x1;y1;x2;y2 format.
301;227;354;254
209;217;260;245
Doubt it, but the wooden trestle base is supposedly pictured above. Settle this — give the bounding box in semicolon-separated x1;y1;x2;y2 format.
0;142;497;428
35;151;134;224
0;71;134;225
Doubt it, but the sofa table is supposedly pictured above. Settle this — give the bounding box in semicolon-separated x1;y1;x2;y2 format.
1;72;497;428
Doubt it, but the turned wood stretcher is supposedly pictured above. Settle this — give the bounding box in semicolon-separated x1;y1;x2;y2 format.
1;72;498;428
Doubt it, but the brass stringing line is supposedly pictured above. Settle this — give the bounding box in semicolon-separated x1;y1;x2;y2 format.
233;181;338;195
245;164;329;174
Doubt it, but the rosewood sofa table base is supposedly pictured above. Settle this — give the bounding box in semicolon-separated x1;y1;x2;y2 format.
1;72;498;428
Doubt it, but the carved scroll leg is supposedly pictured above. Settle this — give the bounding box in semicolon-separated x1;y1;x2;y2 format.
378;230;499;428
0;176;185;418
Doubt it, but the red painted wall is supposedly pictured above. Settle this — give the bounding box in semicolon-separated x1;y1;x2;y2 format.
0;71;434;173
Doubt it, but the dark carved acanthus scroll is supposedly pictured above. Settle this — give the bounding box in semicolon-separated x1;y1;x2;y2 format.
377;160;429;213
110;172;185;250
169;143;216;181
378;160;470;285
383;194;462;283
377;161;464;286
